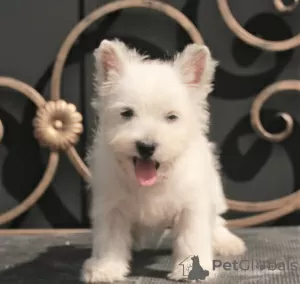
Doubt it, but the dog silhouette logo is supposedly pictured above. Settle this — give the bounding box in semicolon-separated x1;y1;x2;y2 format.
179;255;209;281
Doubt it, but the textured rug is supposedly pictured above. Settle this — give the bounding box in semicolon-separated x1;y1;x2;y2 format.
0;227;300;283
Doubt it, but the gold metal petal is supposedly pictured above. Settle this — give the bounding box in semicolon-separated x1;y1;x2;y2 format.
68;104;76;112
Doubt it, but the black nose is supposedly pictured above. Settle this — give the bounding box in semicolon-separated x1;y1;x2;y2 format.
136;141;157;159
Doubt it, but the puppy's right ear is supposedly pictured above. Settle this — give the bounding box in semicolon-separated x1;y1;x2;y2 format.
94;39;125;82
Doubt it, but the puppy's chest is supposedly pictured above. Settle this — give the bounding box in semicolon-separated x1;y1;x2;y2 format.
132;193;180;227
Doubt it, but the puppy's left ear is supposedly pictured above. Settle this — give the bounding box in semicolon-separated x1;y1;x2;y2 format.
174;44;218;90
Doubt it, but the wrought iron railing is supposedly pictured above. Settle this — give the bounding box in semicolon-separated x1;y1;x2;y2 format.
0;0;299;228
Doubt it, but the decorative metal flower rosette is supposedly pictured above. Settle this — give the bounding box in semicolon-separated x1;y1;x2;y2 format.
33;100;83;151
0;0;300;228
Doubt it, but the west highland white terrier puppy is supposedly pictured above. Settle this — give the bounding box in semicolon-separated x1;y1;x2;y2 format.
82;39;246;283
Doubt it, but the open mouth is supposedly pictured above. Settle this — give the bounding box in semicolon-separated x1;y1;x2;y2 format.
133;157;160;187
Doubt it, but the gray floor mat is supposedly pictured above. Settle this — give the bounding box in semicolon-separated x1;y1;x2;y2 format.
0;227;300;283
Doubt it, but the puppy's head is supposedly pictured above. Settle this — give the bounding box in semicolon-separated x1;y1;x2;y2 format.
93;39;217;187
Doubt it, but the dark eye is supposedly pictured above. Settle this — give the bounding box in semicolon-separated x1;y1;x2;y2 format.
166;113;178;122
121;108;134;119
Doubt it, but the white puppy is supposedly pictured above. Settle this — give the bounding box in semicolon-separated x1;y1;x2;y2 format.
82;39;246;283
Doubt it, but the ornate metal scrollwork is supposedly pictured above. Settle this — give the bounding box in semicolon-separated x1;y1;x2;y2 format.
0;77;60;225
216;0;300;228
0;0;300;228
217;0;300;51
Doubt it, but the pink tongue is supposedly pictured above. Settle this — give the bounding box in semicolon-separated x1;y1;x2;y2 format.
135;159;157;186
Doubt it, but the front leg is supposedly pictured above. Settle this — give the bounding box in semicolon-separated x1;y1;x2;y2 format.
168;206;215;281
82;209;132;283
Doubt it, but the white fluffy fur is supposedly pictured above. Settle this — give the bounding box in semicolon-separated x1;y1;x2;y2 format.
82;39;246;283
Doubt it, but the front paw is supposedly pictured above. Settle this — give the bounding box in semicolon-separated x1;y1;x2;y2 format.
81;257;129;283
213;229;246;256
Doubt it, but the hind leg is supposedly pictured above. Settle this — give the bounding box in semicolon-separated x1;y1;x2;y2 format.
213;216;246;256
